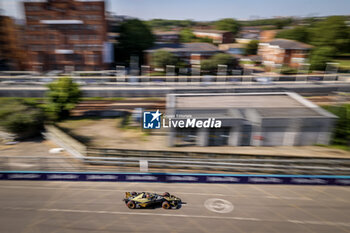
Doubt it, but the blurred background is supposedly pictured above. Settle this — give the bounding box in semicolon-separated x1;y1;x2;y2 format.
0;1;349;233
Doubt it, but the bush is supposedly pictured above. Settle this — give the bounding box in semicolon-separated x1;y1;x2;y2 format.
323;104;350;147
46;77;82;121
0;99;44;139
201;53;238;74
214;18;241;35
244;40;259;55
310;46;336;71
152;50;178;69
280;66;298;74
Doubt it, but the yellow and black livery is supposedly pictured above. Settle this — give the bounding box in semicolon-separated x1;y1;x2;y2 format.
123;192;182;209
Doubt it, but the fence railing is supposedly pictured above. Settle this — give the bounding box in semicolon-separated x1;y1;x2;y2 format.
1;155;350;175
0;74;349;86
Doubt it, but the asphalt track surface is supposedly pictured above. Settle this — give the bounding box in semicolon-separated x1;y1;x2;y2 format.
0;181;349;233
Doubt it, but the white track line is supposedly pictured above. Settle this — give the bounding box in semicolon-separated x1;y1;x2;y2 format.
0;185;315;200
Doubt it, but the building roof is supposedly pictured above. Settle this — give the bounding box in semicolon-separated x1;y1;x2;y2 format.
219;43;245;49
145;43;220;53
169;93;336;118
192;29;230;34
267;39;313;50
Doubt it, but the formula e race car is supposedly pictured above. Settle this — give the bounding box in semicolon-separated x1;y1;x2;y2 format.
123;192;183;209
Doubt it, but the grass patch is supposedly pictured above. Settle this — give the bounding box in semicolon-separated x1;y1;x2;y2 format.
150;71;166;76
333;59;350;69
316;144;350;151
240;60;254;65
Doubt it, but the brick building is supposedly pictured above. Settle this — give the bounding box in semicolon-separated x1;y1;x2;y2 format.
0;15;27;70
259;30;278;42
192;29;234;44
23;0;107;72
258;39;313;68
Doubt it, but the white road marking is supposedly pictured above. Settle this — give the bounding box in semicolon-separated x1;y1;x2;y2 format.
204;198;234;213
3;206;350;227
0;185;318;200
265;196;312;201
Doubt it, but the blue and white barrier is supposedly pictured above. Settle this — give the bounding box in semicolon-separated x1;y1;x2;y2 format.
1;171;350;186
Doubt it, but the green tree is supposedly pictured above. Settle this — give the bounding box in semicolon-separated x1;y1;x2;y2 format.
310;46;336;71
323;104;350;147
152;50;178;68
197;37;214;44
276;26;310;43
179;28;214;44
215;18;241;35
239;17;294;27
179;28;196;42
274;18;293;29
201;53;238;74
310;16;350;54
145;19;195;30
46;77;81;121
0;99;44;139
244;40;259;55
116;19;155;64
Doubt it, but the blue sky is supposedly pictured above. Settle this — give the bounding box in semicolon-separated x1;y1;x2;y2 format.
1;0;350;21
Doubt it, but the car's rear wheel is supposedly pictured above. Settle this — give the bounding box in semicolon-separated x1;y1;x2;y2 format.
162;201;171;209
127;201;136;209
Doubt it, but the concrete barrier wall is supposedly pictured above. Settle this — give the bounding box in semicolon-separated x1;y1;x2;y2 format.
0;171;349;186
45;125;86;158
1;84;350;97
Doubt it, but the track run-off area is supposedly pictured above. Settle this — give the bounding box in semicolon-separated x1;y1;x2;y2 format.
0;181;349;233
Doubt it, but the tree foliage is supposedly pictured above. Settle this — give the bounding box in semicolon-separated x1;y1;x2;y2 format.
115;19;155;64
276;16;350;70
46;77;81;121
323;104;350;147
310;16;350;54
276;16;350;53
0;99;44;139
152;50;178;68
179;28;214;43
214;18;241;35
146;19;195;30
240;17;294;27
276;26;310;43
201;53;238;74
179;28;196;42
244;40;259;55
310;46;336;71
273;18;293;29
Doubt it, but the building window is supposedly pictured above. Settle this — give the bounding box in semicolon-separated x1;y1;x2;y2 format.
26;6;41;11
87;54;99;63
70;35;79;40
27;16;38;21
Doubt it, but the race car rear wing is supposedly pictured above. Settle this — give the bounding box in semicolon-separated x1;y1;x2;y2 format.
125;192;132;199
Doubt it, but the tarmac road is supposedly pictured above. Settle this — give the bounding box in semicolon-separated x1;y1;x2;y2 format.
0;181;349;233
